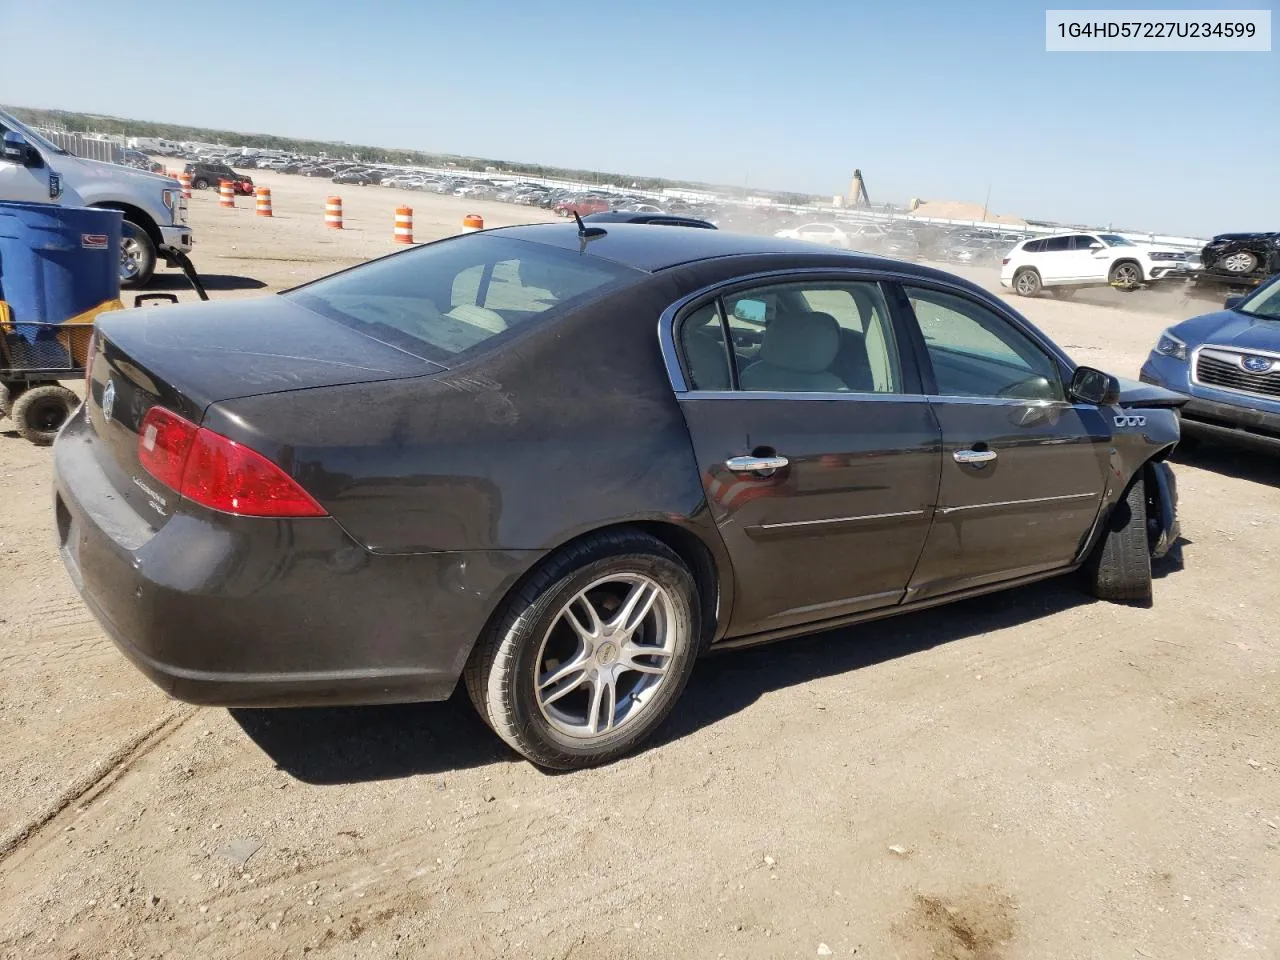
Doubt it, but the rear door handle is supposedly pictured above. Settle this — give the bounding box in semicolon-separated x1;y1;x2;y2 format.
726;455;789;473
953;448;998;466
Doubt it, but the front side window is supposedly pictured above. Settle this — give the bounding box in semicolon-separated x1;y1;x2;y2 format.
288;235;639;361
905;286;1064;401
1099;234;1134;246
678;280;903;394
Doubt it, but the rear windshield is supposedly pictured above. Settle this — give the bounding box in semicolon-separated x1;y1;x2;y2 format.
285;234;640;362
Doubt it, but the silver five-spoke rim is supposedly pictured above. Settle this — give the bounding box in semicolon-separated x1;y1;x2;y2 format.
1115;264;1139;285
534;573;679;740
1016;272;1035;294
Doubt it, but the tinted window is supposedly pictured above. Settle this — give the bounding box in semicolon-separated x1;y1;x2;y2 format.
1023;239;1045;253
678;302;733;390
1070;235;1099;250
1042;237;1071;253
1241;276;1280;319
906;286;1064;401
725;281;902;394
288;235;639;361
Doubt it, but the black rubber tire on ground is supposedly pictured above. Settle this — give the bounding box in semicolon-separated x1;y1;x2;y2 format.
1012;268;1041;297
0;380;14;419
11;384;79;446
193;177;210;190
464;529;700;770
120;220;157;289
1082;475;1152;605
1109;260;1143;289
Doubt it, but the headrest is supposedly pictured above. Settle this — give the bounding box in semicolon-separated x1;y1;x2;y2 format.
759;311;841;373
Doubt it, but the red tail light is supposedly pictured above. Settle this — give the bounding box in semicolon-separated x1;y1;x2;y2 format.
1001;258;1010;265
138;406;327;518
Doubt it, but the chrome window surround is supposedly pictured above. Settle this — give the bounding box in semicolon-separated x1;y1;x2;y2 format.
658;266;1076;397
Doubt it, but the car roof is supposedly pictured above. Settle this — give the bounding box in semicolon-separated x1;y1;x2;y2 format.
487;222;968;279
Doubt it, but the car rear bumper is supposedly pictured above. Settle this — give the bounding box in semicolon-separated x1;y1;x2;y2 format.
52;414;539;707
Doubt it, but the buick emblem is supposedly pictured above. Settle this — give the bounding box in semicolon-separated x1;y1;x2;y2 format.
101;379;116;423
1241;355;1273;374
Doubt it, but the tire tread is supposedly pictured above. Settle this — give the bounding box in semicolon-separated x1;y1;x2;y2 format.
1085;476;1152;605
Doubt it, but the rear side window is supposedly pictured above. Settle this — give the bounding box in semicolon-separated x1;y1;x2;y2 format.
286;235;639;361
1023;239;1045;253
1042;237;1071;252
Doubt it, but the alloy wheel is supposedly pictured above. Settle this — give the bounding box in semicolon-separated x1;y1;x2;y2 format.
1113;264;1140;286
120;234;143;280
1222;252;1257;274
1015;272;1037;295
534;574;679;739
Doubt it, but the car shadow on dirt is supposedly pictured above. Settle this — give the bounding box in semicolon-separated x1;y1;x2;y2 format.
144;273;268;292
232;574;1169;784
1171;442;1280;486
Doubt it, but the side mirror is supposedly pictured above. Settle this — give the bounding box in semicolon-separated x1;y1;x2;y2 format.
1088;243;1104;252
1069;366;1121;406
1;131;35;166
732;298;768;324
1224;295;1245;310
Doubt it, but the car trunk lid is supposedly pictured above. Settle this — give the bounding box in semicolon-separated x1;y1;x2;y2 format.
85;296;442;523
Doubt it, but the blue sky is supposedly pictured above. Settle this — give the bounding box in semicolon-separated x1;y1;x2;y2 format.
1;0;1276;236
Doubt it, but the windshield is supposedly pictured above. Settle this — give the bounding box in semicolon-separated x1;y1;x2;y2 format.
1239;275;1280;319
0;109;68;155
1099;234;1133;246
286;234;640;362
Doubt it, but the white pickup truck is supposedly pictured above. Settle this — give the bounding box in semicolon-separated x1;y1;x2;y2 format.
0;109;193;287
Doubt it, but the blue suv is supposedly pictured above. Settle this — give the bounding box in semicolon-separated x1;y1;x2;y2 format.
1141;273;1280;452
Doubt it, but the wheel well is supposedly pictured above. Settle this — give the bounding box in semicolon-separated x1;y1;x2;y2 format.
90;202;160;248
477;521;725;659
1013;266;1040;278
1111;258;1144;280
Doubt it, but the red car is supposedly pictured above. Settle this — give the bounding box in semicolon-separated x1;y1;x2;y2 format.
554;196;611;218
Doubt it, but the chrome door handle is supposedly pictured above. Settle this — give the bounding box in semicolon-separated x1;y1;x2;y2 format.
953;448;998;466
726;455;789;473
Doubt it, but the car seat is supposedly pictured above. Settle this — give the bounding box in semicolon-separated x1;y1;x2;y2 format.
739;311;847;392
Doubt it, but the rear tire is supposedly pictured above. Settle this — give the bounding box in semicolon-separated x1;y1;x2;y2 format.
1083;476;1152;605
1013;268;1041;297
11;384;79;446
465;529;700;769
193;177;210;190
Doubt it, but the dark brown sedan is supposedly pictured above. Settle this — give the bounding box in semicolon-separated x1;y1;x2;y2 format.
54;223;1183;768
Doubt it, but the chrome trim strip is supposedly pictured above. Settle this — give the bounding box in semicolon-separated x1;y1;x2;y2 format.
656;265;1074;396
936;492;1097;515
681;389;932;403
757;509;926;530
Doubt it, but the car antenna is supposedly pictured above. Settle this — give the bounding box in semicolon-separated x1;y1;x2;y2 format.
573;211;607;248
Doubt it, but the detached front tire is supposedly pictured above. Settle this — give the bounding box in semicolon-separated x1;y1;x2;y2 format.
11;384;79;445
1083;476;1152;605
465;530;700;770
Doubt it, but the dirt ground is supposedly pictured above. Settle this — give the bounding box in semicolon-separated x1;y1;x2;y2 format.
2;174;1278;960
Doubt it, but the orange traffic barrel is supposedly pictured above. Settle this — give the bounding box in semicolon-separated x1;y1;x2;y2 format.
462;214;484;232
394;206;414;243
219;180;235;208
178;171;192;199
255;186;273;217
325;196;343;229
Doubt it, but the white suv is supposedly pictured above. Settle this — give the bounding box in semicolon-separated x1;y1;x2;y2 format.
1000;232;1197;297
